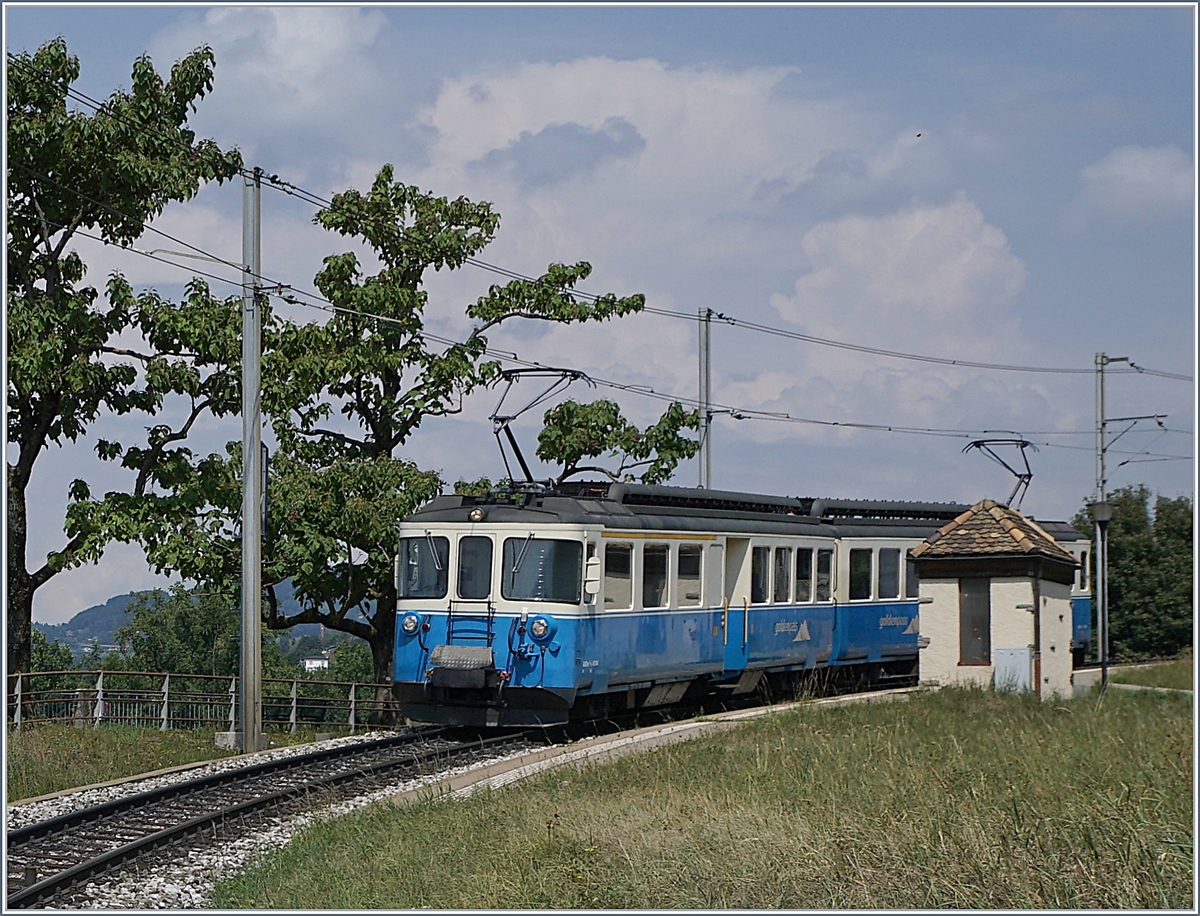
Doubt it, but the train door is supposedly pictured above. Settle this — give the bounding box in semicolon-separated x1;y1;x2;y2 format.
722;537;751;672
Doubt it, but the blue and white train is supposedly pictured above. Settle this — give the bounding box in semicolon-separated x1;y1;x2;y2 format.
392;482;1092;726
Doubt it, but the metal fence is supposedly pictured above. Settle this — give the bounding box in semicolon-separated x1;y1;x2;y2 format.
6;670;395;734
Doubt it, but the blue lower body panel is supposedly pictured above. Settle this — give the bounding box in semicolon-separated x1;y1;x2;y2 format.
393;600;921;725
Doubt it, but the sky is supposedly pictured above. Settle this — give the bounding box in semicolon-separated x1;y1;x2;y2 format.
5;3;1196;625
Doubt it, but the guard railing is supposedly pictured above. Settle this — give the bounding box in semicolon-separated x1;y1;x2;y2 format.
5;670;395;734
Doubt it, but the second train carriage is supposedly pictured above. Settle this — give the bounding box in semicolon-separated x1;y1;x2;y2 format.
392;482;1092;726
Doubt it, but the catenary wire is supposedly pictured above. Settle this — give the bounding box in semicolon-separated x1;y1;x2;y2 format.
11;51;1192;384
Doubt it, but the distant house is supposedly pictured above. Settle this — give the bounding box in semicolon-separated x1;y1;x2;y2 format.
301;655;330;673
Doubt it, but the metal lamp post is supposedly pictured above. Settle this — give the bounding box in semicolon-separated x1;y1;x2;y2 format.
1088;499;1115;691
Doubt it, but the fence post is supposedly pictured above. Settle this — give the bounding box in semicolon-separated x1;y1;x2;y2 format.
228;676;237;733
13;675;21;731
93;671;105;727
289;679;299;735
348;683;356;735
160;674;170;731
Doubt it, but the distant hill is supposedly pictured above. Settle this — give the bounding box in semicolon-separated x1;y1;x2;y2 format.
33;593;139;656
33;581;332;660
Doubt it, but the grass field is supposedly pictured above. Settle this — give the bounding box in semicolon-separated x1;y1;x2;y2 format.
5;726;331;802
213;688;1194;909
1110;656;1194;691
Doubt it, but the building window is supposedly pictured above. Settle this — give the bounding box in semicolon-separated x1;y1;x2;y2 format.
877;548;900;600
849;548;872;601
678;544;703;606
604;543;632;610
795;548;813;602
959;577;991;664
643;544;669;608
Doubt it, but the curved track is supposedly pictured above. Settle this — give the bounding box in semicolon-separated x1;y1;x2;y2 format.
6;728;541;909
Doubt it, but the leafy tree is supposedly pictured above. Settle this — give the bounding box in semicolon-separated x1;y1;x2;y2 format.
131;166;648;704
31;629;74;672
327;638;375;685
115;586;240;676
537;398;700;486
114;585;298;678
1074;485;1193;659
6;38;243;674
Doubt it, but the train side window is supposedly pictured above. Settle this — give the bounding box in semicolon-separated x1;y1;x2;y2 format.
750;546;770;604
501;537;583;603
816;549;833;602
877;548;900;600
397;535;449;599
457;536;493;599
603;543;632;610
677;544;702;607
643;544;669;609
905;558;920;599
773;548;792;603
1079;551;1088;591
795;548;813;602
849;548;872;600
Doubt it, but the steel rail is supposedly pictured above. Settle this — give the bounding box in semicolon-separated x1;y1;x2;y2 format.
8;731;435;846
6;729;533;908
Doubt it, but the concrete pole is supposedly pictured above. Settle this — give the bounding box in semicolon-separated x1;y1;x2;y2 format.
241;167;264;752
698;308;712;489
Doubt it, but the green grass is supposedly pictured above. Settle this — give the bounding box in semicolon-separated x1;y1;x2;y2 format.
1111;656;1194;691
213;688;1194;909
5;725;338;802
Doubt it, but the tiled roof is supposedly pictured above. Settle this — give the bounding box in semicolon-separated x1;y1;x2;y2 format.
909;499;1079;565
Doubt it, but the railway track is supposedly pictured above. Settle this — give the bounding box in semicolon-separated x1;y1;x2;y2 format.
5;728;543;909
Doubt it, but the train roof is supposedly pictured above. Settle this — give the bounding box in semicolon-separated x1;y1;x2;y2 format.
402;481;1039;540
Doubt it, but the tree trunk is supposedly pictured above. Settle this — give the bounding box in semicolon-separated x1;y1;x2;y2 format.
7;469;33;675
367;590;398;725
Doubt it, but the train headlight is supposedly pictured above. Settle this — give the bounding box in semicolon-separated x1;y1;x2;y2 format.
468;507;486;522
529;616;555;641
401;614;421;635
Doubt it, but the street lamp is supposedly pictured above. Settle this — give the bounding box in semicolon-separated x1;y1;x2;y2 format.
1089;500;1116;691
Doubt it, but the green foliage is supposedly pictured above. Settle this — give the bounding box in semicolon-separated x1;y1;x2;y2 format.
114;586;240;676
453;477;497;497
1074;485;1193;659
135;164;646;690
30;629;74;672
536;398;700;485
5;37;242;674
327;638;375;684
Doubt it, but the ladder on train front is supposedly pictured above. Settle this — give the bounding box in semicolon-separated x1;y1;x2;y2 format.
445;600;496;646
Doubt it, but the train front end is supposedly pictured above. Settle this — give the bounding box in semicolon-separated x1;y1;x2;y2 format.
392;495;595;727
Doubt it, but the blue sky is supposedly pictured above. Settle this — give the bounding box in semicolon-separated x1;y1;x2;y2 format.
5;3;1195;623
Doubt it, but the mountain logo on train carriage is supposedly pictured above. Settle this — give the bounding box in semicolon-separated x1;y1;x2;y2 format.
903;616;920;635
792;620;811;642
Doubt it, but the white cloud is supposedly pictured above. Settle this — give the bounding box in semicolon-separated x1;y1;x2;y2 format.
412;56;867;263
149;6;392;169
772;194;1027;364
1074;144;1193;222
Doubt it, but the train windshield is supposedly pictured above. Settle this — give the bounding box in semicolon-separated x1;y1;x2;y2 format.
397;535;449;598
502;537;583;603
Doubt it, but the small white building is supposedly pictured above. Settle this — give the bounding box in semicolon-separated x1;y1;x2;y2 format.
301;655;330;673
911;499;1078;700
